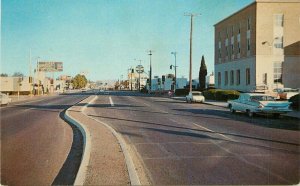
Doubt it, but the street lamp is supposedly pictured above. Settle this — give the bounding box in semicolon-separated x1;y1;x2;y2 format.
170;51;178;93
262;37;280;88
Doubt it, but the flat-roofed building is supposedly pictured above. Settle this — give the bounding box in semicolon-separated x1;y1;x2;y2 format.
214;0;300;92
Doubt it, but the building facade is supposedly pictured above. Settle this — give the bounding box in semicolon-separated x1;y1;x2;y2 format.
214;0;300;92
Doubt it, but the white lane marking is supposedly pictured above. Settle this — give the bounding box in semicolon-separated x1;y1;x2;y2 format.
109;96;114;107
192;122;237;142
191;122;289;183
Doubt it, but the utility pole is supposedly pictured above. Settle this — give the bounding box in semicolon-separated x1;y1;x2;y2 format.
185;13;199;93
147;50;153;92
171;51;178;93
29;49;32;96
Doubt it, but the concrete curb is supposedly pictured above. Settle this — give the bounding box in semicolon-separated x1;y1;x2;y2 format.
64;103;92;185
82;96;141;185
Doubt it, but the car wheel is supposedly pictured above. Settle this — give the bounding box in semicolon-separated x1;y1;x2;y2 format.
229;105;235;113
246;110;254;117
273;113;280;119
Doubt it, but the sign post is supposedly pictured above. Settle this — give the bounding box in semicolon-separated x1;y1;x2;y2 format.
135;65;144;91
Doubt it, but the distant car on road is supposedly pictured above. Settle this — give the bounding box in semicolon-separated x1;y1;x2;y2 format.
272;88;299;100
0;93;12;105
186;91;205;103
228;93;292;118
81;88;87;92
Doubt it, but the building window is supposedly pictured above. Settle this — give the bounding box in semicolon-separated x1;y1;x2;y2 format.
273;61;282;84
238;23;241;34
226;46;228;57
247;17;251;30
236;70;240;85
274;14;284;27
231;25;234;36
238;42;241;54
226;28;228;38
247;38;251;51
231;44;234;56
230;70;234;85
263;73;267;85
274;36;283;48
246;68;250;85
225;71;228;85
218;48;221;58
218;72;221;86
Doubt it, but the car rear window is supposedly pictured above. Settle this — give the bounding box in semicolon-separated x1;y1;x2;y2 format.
192;93;202;96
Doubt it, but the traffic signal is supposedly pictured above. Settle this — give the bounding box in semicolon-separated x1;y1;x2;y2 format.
131;69;134;73
170;65;172;70
162;75;165;82
29;76;33;83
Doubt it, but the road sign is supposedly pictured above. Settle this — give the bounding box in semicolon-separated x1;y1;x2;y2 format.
38;62;63;72
135;65;144;74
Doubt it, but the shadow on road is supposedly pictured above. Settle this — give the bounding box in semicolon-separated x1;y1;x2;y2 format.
87;114;300;148
173;108;300;131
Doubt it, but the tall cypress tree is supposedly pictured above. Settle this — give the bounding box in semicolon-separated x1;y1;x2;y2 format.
199;55;207;90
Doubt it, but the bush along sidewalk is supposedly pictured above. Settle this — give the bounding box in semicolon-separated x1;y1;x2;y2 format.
203;89;240;101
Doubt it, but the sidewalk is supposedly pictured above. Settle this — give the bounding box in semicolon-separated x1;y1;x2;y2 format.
171;96;300;119
7;93;59;104
66;96;130;185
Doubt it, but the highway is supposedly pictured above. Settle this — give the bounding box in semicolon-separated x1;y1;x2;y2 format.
84;91;300;185
1;93;88;185
1;90;299;185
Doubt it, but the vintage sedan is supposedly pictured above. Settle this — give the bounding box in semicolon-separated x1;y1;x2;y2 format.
0;93;12;105
228;93;292;118
186;91;205;103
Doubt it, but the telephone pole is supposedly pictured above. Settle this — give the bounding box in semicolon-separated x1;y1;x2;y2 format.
185;13;199;93
147;50;153;92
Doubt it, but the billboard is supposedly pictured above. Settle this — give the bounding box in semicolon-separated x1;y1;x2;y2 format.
38;62;63;72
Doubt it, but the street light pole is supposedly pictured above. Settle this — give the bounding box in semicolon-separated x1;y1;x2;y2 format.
147;50;153;92
185;13;199;93
171;51;177;92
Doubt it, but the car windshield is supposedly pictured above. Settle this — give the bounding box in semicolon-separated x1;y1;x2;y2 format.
192;93;202;96
250;96;275;102
284;89;299;92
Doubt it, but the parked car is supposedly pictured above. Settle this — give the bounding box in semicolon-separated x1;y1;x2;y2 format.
250;84;269;93
0;92;12;105
272;88;299;100
228;93;292;118
186;91;205;103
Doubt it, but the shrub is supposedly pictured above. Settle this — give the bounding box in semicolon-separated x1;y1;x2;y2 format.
289;94;299;110
203;89;240;101
174;89;190;96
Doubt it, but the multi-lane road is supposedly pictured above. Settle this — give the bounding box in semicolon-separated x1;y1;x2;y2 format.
1;90;300;185
1;93;88;185
85;91;300;185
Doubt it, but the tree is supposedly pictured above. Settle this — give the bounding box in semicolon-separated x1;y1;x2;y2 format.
0;73;8;77
199;55;207;90
12;72;24;77
72;74;87;89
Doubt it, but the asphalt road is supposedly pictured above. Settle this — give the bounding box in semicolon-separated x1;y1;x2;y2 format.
1;93;88;185
85;91;300;185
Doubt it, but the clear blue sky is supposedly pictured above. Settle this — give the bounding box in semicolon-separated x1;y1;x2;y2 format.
1;0;252;81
